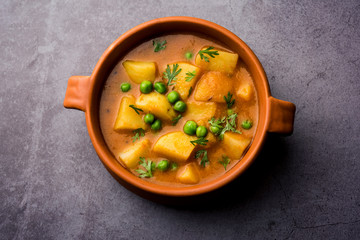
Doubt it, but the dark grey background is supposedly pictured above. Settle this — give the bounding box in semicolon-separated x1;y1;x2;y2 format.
1;0;359;239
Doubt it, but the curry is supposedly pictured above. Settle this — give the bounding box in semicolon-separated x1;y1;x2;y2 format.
99;33;258;186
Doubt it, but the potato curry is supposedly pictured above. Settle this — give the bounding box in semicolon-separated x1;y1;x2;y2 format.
99;34;258;186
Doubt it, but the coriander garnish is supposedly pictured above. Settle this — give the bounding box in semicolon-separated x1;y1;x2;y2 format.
135;157;154;178
190;137;208;146
163;63;182;86
185;71;196;82
172;114;182;126
218;155;230;170
188;86;193;97
129;105;143;115
224;92;235;108
208;116;226;134
219;113;241;139
208;112;241;139
195;150;209;167
198;47;219;62
153;40;167;52
132;128;145;142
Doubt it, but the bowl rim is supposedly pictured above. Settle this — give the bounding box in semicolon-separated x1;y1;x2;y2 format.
85;16;271;197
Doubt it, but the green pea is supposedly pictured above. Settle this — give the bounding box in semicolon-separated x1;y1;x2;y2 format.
170;162;178;171
144;113;155;124
183;120;197;135
120;83;131;92
196;126;208;138
140;80;153;94
157;160;169;171
241;120;253;130
151;162;156;171
173;101;187;112
167;91;180;104
154;82;167;94
151;119;162;131
185;51;193;60
210;126;220;134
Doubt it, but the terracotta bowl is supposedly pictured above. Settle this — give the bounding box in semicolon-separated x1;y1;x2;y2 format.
64;17;295;202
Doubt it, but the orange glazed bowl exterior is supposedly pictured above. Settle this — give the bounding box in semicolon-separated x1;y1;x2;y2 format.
64;17;295;202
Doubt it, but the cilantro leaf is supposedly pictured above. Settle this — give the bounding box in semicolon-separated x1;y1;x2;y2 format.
190;137;208;146
135;157;153;178
224;92;235;109
163;63;182;86
172;114;182;126
219;113;241;139
185;71;196;82
198;47;219;62
132;128;145;142
208;117;226;131
218;155;230;170
195;150;209;167
129;105;143;115
153;40;167;52
188;86;193;98
209;112;241;140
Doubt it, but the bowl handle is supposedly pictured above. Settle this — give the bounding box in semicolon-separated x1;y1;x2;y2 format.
63;76;90;112
267;96;296;135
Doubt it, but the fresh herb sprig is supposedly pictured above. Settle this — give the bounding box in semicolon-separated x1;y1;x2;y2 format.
135;157;154;178
198;47;219;62
196;150;209;167
219;155;230;170
185;71;196;82
163;63;182;86
224;92;235;108
188;86;193;97
209;116;226;131
190;137;208;146
153;40;167;52
129;105;143;115
219;113;241;139
209;112;241;139
172;114;182;126
132;128;145;142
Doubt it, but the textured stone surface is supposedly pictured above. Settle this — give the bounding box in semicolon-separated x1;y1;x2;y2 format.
1;0;359;239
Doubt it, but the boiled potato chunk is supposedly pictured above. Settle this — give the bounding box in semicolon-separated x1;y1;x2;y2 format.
122;60;156;83
118;139;151;168
195;48;238;74
222;132;251;159
185;101;217;122
153;132;197;162
237;84;253;101
136;92;176;121
236;66;253;83
176;163;200;184
194;71;233;102
172;62;201;100
114;95;147;131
